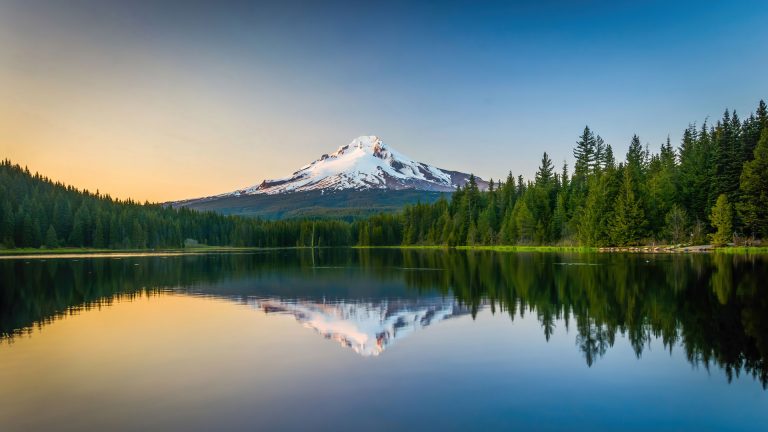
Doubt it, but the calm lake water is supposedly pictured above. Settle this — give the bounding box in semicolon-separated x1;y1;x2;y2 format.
1;250;767;431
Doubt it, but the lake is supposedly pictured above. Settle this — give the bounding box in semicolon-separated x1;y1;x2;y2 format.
1;249;766;431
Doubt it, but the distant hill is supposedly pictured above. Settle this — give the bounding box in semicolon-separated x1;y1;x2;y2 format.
172;189;449;220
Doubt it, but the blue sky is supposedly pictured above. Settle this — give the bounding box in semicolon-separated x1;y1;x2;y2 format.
1;0;767;200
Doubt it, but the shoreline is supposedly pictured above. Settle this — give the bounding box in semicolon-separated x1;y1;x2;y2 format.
2;244;767;258
0;246;313;259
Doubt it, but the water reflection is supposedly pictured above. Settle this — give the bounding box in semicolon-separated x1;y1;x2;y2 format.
1;249;766;387
251;297;468;356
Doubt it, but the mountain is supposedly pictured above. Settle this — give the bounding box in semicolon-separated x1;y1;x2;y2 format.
233;135;486;195
173;135;486;218
250;297;470;356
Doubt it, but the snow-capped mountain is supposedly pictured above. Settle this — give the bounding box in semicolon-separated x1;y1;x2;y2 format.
229;135;486;196
250;297;470;356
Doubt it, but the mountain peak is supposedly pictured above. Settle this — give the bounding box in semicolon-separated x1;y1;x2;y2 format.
329;135;390;160
350;135;383;150
228;136;487;196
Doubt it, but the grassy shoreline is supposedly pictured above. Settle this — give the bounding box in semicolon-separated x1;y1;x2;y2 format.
1;244;767;257
351;244;768;254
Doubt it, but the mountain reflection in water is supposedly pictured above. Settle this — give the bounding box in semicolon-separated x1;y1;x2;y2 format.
251;297;468;356
1;249;766;387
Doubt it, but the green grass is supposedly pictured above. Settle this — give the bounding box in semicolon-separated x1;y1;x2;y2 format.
712;246;768;254
457;245;597;252
356;244;768;254
354;245;596;252
353;245;450;250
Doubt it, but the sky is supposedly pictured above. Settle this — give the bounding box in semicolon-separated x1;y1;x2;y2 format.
1;0;767;202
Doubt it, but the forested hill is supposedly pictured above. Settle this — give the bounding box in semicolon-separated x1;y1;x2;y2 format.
363;101;768;246
1;99;766;250
371;100;767;247
0;161;355;249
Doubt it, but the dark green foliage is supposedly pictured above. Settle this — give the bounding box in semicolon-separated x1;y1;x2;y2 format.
710;194;733;246
665;205;688;244
44;225;59;248
610;168;646;245
386;99;767;247
0;161;358;249
737;129;768;239
710;110;744;206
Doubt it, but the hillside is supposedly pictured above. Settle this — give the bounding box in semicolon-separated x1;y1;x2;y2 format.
173;189;449;220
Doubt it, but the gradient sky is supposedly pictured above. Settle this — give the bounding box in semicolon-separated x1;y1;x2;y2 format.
1;0;767;202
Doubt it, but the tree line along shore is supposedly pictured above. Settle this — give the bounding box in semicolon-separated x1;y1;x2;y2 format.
1;100;767;252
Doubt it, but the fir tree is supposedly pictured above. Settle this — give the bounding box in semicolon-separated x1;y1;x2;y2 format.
737;129;768;239
710;194;733;246
535;152;555;186
512;200;535;244
574;126;597;178
610;168;646;245
577;175;610;246
626;134;645;180
44;225;59;248
594;135;606;173
664;205;688;244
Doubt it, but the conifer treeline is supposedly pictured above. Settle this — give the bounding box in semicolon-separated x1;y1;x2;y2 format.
363;100;767;247
1;100;766;249
0;162;354;249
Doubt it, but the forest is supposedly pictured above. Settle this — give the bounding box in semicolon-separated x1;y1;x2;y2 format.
360;100;768;247
1;100;766;249
0;161;354;249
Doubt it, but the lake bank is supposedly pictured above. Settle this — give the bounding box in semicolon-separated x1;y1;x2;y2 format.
2;244;767;258
0;246;309;259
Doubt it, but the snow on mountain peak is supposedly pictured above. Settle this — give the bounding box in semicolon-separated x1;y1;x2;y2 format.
231;136;486;196
249;297;470;356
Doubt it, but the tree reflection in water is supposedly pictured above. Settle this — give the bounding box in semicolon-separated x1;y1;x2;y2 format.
1;249;766;387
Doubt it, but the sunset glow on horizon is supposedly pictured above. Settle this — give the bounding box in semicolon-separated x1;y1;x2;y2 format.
2;0;767;202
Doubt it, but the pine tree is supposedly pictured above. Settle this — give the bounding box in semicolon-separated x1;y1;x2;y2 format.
647;139;678;235
130;219;146;248
535;152;555;186
69;207;86;247
45;225;59;248
710;110;742;205
0;201;13;247
477;198;498;244
552;191;568;242
710;194;733;246
758;99;768;128
626;134;645;181
577;175;610;246
512;200;535;244
594;135;606;173
737;129;768;239
678;122;712;222
604;144;616;170
610;168;646;246
574;126;597;178
664;205;688;244
560;162;569;191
